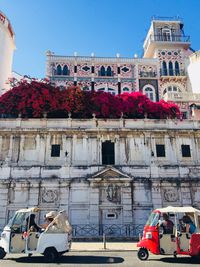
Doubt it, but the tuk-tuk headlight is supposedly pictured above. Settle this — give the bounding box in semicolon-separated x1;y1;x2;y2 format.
146;232;152;239
1;232;6;238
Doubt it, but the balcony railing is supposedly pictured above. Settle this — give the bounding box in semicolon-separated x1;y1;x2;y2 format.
163;92;200;102
151;34;190;43
139;71;156;78
160;69;186;77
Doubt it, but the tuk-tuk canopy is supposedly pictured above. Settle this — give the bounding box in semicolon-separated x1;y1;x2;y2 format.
16;207;40;213
155;206;200;215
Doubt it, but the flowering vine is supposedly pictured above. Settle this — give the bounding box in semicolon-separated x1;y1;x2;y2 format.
0;80;180;119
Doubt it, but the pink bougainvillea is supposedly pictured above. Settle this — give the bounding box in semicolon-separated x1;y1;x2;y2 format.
0;80;180;119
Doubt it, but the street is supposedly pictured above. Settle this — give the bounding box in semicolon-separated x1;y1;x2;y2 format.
1;251;200;267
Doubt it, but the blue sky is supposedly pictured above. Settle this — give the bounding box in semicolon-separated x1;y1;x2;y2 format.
1;0;200;78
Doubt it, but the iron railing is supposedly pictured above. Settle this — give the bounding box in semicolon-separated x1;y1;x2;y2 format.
72;224;144;238
139;71;156;78
151;34;190;42
160;69;186;76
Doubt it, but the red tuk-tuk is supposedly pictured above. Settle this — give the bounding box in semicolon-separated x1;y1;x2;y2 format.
137;206;200;260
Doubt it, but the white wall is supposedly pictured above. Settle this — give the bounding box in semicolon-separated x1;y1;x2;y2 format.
188;51;200;94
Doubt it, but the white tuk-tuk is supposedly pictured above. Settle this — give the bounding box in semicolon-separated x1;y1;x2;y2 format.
0;207;72;262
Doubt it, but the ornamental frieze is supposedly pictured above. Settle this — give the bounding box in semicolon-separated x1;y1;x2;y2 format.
163;188;179;202
106;184;121;204
41;188;58;204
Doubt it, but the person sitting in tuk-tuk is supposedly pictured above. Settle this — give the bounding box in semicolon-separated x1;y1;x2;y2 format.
41;211;57;229
159;213;174;234
181;215;196;234
26;214;41;232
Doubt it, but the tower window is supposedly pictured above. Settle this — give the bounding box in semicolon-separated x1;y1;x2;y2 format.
51;144;61;157
102;141;115;165
162;61;167;76
181;145;191;157
156;144;165;157
175;61;180;76
168;61;173;76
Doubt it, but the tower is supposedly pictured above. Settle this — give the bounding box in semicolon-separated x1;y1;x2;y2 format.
0;11;15;95
143;17;192;115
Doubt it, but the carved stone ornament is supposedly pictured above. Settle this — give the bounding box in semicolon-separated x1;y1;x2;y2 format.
41;188;58;203
163;188;179;202
106;184;120;203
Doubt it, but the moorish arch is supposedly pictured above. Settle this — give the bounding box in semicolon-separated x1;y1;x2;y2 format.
142;84;156;102
161;82;185;98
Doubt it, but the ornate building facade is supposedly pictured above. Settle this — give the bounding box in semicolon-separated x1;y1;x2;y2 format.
46;17;200;119
0;17;200;239
0;11;15;95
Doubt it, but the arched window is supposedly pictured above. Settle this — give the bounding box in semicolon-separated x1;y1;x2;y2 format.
175;61;180;76
162;27;171;41
100;66;106;76
163;85;181;96
82;86;90;91
162;61;167;76
123;87;129;92
56;65;62;75
106;66;112;76
63;65;69;75
98;88;105;91
168;61;173;76
143;86;155;102
108;88;116;95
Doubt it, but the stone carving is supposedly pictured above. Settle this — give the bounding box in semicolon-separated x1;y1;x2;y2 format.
163;188;179;202
41;188;58;203
106;184;120;203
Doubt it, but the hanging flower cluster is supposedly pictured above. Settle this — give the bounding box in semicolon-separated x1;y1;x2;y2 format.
0;80;180;119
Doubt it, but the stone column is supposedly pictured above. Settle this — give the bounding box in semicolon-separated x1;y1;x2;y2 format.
89;184;99;225
0;181;9;229
29;180;40;207
18;134;25;163
122;184;133;224
5;134;13;163
59;181;70;214
151;181;162;208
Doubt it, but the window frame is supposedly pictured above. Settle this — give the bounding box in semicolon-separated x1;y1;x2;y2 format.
156;144;166;157
51;144;61;157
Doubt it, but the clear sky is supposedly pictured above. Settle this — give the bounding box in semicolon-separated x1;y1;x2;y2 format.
1;0;200;78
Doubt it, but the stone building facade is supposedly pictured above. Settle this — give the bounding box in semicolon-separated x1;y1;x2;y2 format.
0;11;15;95
0;118;200;238
1;16;200;239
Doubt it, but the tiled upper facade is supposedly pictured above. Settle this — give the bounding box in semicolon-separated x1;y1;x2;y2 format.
46;17;200;119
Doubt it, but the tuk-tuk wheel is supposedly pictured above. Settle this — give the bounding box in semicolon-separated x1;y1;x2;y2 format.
44;247;58;262
137;248;149;261
0;247;6;259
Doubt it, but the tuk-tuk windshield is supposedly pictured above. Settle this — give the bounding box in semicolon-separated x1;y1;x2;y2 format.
9;212;26;227
145;212;160;226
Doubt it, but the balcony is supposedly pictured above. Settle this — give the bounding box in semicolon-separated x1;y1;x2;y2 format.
139;71;156;78
160;69;186;81
163;92;200;103
160;69;186;77
151;34;190;43
143;33;190;58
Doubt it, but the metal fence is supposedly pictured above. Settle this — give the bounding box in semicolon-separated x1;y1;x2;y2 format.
72;224;144;239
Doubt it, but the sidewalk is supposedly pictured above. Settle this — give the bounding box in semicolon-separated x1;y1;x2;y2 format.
71;242;138;252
